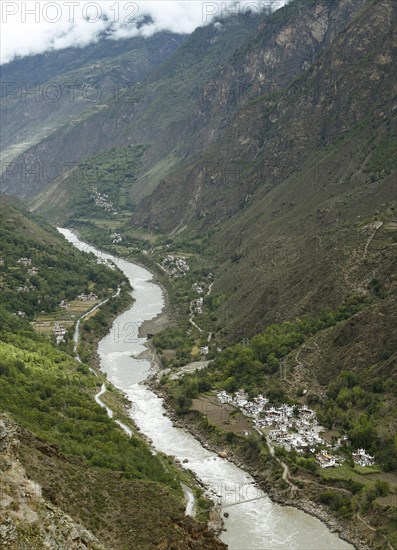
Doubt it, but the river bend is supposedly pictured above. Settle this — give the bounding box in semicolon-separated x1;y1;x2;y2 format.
59;228;352;550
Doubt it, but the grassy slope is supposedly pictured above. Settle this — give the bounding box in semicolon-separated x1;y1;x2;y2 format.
31;144;147;225
0;196;126;319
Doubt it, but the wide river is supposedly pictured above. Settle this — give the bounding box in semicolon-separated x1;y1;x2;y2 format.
60;228;353;550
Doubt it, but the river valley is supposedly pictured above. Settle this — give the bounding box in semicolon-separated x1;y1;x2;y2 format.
59;228;354;550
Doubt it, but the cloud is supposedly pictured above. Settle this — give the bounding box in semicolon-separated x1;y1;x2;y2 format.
1;1;289;65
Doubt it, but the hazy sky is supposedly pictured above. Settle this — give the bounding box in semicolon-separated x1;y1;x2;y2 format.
1;1;288;64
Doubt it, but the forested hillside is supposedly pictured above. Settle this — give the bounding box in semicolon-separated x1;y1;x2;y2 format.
0;198;223;549
0;197;125;318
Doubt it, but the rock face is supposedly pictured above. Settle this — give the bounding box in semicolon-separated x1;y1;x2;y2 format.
0;416;107;550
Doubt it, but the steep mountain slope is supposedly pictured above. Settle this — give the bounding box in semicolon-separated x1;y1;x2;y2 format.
4;0;393;339
135;0;396;335
1;32;184;89
0;32;185;167
3;0;369;218
1;1;396;545
1;16;258;203
0;416;106;549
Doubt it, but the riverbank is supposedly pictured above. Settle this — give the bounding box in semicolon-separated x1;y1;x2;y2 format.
62;225;173;341
63;229;370;549
138;294;171;339
91;251;366;548
62;229;228;541
146;374;371;550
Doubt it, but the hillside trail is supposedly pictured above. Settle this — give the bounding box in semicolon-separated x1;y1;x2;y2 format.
94;383;133;437
362;221;383;260
340;221;383;293
356;512;395;550
189;283;214;343
262;432;298;494
288;345;317;390
189;300;204;333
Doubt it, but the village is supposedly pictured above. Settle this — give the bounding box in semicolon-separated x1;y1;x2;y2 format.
52;292;99;343
160;254;190;277
92;185;117;214
9;256;105;346
216;389;375;469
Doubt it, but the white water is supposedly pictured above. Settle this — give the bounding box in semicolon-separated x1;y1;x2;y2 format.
59;228;353;550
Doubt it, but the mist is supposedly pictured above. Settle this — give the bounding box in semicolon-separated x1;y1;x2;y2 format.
1;0;288;64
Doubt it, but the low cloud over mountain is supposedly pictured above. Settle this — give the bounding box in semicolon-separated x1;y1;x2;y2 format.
1;0;288;64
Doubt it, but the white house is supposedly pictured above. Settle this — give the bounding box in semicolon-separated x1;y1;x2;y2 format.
352;449;375;467
316;450;336;468
17;257;31;266
53;324;66;344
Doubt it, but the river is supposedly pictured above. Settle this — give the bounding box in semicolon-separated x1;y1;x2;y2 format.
59;228;353;550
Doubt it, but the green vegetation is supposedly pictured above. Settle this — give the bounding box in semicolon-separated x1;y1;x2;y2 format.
319;490;353;519
318;373;397;472
175;298;369;389
0;333;176;487
0;199;178;487
0;199;221;548
68;145;147;219
0;198;125;319
77;287;132;366
2;0;395;545
163;297;396;472
364;133;397;176
36;145;148;225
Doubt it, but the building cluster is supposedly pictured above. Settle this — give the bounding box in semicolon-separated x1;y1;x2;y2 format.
162;255;190;277
92;186;116;213
352;448;375;467
17;257;32;266
194;297;204;314
16;258;39;277
217;390;324;455
217;389;268;414
215;389;376;468
53;323;66;344
193;283;204;294
78;293;98;301
17;285;36;293
200;345;209;355
262;405;325;453
111;232;122;244
316;450;340;469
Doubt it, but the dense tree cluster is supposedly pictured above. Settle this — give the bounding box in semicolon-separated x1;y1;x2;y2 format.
0;201;126;318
